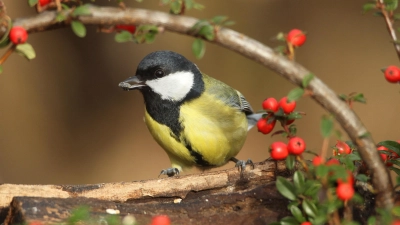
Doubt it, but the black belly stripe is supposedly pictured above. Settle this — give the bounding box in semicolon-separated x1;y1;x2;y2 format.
184;141;213;167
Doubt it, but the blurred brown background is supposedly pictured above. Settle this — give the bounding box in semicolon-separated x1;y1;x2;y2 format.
0;0;399;185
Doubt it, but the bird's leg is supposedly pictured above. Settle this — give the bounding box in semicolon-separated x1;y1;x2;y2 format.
159;168;180;177
230;157;254;173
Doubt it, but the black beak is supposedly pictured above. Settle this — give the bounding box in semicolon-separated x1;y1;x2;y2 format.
118;76;146;91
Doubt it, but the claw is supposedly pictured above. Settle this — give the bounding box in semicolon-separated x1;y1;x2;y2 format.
231;158;254;173
159;168;180;177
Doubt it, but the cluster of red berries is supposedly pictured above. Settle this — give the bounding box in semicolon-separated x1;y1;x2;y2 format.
312;155;355;201
377;140;400;166
269;137;306;160
9;26;28;45
257;96;296;134
383;65;400;83
286;29;307;47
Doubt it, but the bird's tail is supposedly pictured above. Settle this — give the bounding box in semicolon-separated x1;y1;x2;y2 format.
246;113;264;131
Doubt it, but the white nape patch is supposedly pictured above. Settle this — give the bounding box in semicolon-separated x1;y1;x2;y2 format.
145;71;194;101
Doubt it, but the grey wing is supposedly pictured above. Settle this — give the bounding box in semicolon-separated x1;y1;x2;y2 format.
236;91;263;131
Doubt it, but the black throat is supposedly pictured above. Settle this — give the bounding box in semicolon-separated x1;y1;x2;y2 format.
141;71;204;138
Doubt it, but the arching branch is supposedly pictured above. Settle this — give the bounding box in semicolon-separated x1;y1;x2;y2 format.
10;5;393;208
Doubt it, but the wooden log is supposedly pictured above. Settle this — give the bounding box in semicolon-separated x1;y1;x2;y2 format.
0;160;293;225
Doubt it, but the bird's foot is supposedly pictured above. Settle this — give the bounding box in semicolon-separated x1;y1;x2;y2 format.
231;158;254;173
159;168;180;177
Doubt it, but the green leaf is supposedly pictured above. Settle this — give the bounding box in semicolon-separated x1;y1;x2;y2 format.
276;176;297;201
302;73;314;88
359;132;371;138
56;13;67;22
275;32;286;41
170;1;182;14
351;93;367;103
392;206;400;216
71;21;86;38
145;32;157;43
115;31;133;43
389;166;400;175
0;65;3;74
293;171;305;190
303;180;322;197
286;155;295;170
320;116;333;138
192;38;205;59
302;199;317;218
385;0;398;11
339;94;348;101
28;0;38;7
211;15;227;25
72;5;91;17
16;43;36;60
315;165;329;177
61;3;70;9
289;205;306;223
377;140;400;156
199;25;214;40
287;87;304;102
367;216;376;225
287;112;302;120
280;216;298;225
347;153;361;161
362;3;376;13
68;206;90;224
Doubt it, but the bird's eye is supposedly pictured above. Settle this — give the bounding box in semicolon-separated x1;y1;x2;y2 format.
154;69;165;78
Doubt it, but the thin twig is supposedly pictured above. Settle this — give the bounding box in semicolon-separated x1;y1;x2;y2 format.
377;0;400;60
9;5;393;208
0;44;15;65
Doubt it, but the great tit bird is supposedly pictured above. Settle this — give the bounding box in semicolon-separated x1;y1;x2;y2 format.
119;51;262;177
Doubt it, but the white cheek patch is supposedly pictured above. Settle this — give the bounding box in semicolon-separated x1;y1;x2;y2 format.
145;71;194;101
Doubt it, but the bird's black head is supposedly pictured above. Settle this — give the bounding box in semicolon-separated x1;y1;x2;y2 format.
119;51;204;103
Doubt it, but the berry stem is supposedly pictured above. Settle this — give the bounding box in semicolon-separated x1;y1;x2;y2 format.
376;0;400;61
286;42;295;60
0;44;15;65
295;155;309;172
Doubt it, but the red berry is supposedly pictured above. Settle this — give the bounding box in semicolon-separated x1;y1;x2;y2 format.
9;26;28;45
39;0;51;6
326;158;340;166
270;142;289;160
384;66;400;83
392;220;400;225
336;183;354;201
335;140;351;155
257;118;276;134
377;146;392;166
337;170;355;186
286;119;295;125
301;222;312;225
150;215;171;225
262;97;279;112
28;222;43;225
286;29;306;47
312;156;324;166
279;97;296;114
115;25;136;34
287;137;306;155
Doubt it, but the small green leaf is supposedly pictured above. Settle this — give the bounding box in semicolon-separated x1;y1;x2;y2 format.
303;181;322;197
302;73;314;88
286;155;295;170
287;112;302;120
362;3;376;13
72;5;91;17
192;38;205;59
347;153;361;161
287;87;304;102
359;132;371;138
339;94;348;101
211;15;227;25
145;32;157;43
28;0;38;7
289;205;306;223
275;32;285;41
351;93;367;103
61;3;70;9
56;13;67;22
315;165;329;177
302;199;317;218
385;0;398;11
389;166;400;176
280;216;298;225
392;206;400;216
293;171;305;190
16;43;36;60
115;31;133;43
367;216;376;225
276;176;297;201
320;116;333;138
71;21;86;38
170;1;182;14
0;65;3;74
199;25;214;40
68;206;90;224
